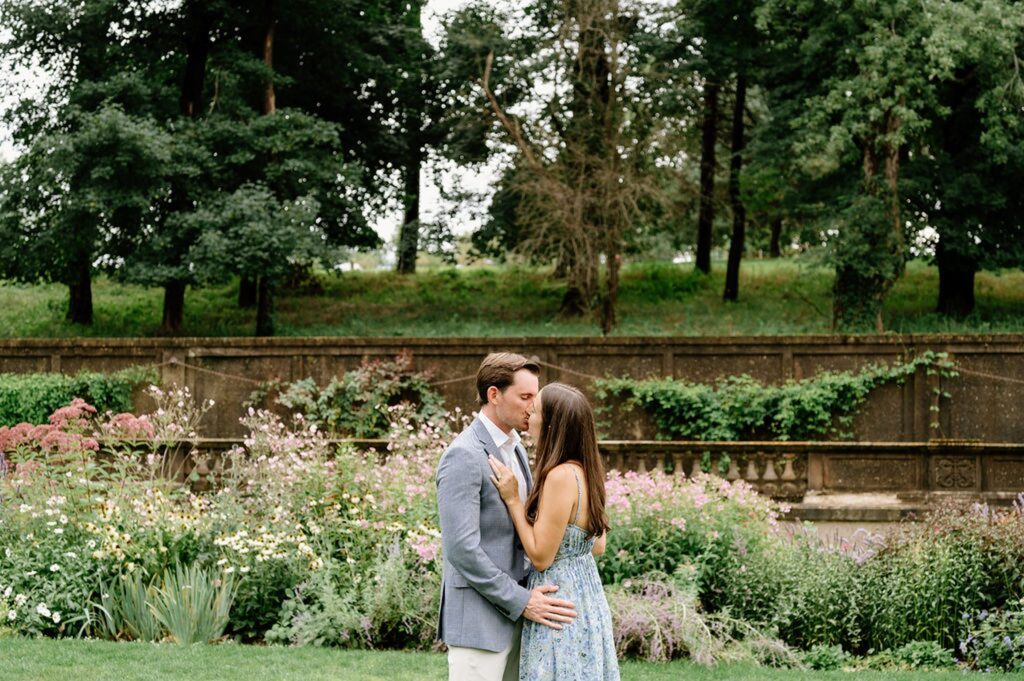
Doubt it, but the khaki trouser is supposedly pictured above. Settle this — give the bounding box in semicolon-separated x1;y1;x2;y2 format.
447;619;523;681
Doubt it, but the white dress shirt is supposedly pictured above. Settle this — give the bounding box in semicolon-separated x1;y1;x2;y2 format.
479;411;528;504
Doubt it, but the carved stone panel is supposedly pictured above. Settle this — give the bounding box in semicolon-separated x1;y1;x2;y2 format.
931;456;978;490
986;458;1024;491
823;456;920;491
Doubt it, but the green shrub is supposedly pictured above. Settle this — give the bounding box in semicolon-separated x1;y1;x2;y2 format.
595;352;957;441
800;643;851;670
0;367;156;426
773;537;864;650
251;353;445;437
862;640;957;670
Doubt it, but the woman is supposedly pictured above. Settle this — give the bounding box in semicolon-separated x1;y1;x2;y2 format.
488;382;619;681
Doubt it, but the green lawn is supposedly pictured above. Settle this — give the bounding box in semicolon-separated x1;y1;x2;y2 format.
2;259;1023;337
0;638;1019;681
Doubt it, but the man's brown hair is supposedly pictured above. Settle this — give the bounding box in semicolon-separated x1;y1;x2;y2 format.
476;352;541;405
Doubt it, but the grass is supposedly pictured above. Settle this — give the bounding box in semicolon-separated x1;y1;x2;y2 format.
2;258;1023;337
1;637;1020;681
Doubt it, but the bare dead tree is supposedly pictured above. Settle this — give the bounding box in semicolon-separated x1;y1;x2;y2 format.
476;0;662;333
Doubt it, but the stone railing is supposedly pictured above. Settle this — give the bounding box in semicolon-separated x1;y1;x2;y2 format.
177;438;1024;521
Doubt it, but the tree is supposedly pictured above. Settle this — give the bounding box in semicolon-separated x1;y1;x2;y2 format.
758;0;1024;330
186;185;329;336
903;1;1024;318
442;0;667;331
0;107;172;324
0;0;141;323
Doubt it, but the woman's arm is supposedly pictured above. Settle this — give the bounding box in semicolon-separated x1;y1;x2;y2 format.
489;457;575;571
592;531;606;557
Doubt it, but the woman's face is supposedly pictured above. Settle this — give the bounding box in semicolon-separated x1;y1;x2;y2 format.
527;391;543;442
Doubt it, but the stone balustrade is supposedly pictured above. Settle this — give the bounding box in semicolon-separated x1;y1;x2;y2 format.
174;437;1024;521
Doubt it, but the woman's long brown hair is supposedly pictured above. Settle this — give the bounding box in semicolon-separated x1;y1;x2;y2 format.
524;383;610;539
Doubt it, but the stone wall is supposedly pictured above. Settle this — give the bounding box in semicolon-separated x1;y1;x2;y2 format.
1;334;1022;441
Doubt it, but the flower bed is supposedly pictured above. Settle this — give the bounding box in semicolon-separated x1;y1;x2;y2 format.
3;391;1024;670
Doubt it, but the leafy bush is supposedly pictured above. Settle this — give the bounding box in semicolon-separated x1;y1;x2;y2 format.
595;352;957;440
861;640;957;670
251;353;445;437
0;367;156;427
960;603;1024;672
800;643;851;670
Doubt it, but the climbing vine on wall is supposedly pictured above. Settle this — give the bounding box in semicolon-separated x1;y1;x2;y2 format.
595;352;958;441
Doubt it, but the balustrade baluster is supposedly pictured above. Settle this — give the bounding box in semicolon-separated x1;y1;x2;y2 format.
726;454;740;481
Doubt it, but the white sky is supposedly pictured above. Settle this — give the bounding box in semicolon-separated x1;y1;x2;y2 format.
0;0;497;246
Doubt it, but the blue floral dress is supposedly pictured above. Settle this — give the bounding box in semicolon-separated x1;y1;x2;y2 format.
520;470;620;681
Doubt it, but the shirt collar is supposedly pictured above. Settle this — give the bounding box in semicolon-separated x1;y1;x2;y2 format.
479;411;520;452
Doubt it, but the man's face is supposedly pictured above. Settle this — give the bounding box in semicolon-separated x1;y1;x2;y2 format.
491;369;539;432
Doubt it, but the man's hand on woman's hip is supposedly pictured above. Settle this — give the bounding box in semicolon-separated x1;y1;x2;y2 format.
522;584;576;630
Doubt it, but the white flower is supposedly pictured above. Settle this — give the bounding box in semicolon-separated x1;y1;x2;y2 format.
59;515;68;525
223;566;235;574
52;612;60;624
239;566;250;574
49;564;61;572
53;528;64;535
14;594;27;607
2;586;11;598
6;610;15;621
36;603;51;618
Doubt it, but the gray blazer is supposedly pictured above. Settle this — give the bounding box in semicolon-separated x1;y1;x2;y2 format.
436;416;534;652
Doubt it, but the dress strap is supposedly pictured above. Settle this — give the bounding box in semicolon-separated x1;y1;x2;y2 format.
571;468;583;526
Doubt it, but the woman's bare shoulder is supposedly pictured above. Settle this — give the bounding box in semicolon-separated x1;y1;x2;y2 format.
548;462;585;483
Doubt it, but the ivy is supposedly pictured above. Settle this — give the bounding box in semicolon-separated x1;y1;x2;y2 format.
595;352;958;441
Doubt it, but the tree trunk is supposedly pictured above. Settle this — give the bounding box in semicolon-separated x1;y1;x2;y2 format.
396;144;422;274
180;1;210;117
936;237;976;318
256;277;274;336
723;75;747;302
238;277;258;308
600;252;621;335
557;250;587;316
66;258;93;325
769;216;782;258
833;128;904;333
159;2;211;332
262;0;276;116
159;281;187;335
254;0;276;339
695;81;720;275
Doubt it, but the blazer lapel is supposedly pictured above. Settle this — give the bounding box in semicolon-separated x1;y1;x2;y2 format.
473;415;532;493
471;416;502;462
515;442;533;493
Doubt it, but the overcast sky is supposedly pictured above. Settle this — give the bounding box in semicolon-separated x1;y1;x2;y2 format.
0;0;496;245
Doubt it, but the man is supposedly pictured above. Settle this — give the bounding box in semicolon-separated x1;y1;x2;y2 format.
436;352;577;681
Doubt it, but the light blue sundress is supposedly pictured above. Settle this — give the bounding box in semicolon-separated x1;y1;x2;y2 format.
520;470;620;681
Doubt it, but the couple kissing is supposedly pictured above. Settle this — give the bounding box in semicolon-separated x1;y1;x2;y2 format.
436;352;619;681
